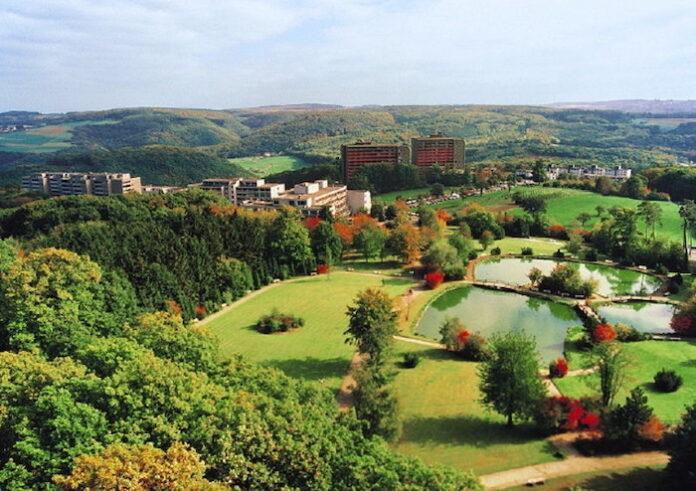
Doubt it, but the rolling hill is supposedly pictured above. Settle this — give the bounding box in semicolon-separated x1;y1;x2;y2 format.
1;103;696;186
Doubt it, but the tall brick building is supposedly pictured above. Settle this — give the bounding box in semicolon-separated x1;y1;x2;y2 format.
341;141;410;183
411;134;465;169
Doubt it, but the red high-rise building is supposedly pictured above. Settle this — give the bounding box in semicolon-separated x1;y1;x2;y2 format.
411;134;465;169
341;141;410;183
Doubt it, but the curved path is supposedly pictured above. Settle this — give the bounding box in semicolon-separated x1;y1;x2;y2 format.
480;449;668;490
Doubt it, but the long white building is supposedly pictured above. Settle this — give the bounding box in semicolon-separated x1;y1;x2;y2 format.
21;172;142;196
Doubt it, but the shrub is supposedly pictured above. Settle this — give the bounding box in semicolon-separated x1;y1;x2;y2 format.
655;264;669;275
467;250;478;260
549;224;567;239
654;368;683;392
256;310;304;334
490;246;501;256
402;352;420;368
424;272;445;289
552;249;565;259
535;396;601;434
459;332;490;361
593;324;617;343
614;322;648;342
670;314;692;335
671;273;684;285
549;358;569;378
521;247;533;256
584;248;598;261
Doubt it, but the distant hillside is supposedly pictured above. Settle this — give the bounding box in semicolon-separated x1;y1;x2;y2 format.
1;103;696;186
548;100;696;114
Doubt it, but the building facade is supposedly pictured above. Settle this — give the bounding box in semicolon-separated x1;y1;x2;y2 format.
411;134;465;169
547;165;632;180
21;172;142;196
341;141;410;183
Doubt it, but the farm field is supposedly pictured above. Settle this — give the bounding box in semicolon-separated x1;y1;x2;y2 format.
430;187;682;243
204;272;414;391
391;341;559;475
555;340;696;424
227;155;310;177
0;120;117;153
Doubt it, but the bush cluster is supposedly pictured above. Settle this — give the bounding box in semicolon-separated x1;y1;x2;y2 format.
654;368;683;392
256;310;305;334
402;352;420;368
549;358;569;378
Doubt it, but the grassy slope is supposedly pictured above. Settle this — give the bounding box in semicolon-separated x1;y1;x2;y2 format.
0;121;118;153
228;155;310;177
205;272;413;391
555;340;696;424
428;187;682;243
392;341;558;475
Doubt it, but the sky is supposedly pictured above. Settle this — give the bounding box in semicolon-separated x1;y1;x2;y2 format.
1;0;695;113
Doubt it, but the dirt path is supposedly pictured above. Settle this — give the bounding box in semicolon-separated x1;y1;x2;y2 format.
393;335;445;349
480;450;668;490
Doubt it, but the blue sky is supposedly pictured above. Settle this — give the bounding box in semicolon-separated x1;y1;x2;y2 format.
1;0;694;112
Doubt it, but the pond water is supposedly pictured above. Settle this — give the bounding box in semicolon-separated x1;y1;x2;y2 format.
474;258;662;297
595;302;676;334
416;286;580;363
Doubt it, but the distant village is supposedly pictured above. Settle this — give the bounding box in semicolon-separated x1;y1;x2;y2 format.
20;134;634;217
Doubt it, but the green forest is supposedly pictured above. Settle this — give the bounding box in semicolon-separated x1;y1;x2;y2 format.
0;191;482;490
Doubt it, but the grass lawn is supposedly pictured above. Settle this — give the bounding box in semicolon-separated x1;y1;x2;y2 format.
338;252;409;276
391;341;560;475
426;186;682;243
375;187;458;204
227;155;310;177
490;237;567;256
205;272;414;390
555;340;696;424
504;466;666;491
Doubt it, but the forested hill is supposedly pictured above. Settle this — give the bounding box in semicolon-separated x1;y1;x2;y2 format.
1;104;696;185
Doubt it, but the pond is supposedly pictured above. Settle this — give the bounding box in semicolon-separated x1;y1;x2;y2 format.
416;286;580;363
595;302;676;334
474;258;662;297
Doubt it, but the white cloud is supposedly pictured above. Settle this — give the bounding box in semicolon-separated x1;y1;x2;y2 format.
0;0;694;112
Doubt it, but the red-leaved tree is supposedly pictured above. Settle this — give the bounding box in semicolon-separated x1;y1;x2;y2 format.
425;272;445;289
671;315;692;335
593;324;617;343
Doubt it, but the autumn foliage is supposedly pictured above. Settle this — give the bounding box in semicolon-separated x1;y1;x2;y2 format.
317;264;329;274
670;314;692;335
536;396;601;433
333;222;354;248
303;217;322;230
593;324;617;343
549;358;569;378
425;272;445;289
548;224;567;238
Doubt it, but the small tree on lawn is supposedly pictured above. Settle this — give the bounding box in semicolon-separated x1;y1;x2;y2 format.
478;331;546;427
593;341;628;408
478;230;495;251
527;267;543;286
345;288;398;367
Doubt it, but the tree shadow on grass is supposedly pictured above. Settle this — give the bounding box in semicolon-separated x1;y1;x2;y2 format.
581;467;667;491
401;414;548;449
263;357;350;382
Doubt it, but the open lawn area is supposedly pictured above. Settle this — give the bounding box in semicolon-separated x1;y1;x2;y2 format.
0;120;117;153
391;341;560;475
204;272;414;390
504;466;666;491
429;187;682;243
556;340;696;424
490;237;567;256
227;155;310;177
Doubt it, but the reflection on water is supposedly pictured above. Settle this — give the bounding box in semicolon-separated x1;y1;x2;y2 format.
417;286;580;363
475;258;662;296
596;302;676;334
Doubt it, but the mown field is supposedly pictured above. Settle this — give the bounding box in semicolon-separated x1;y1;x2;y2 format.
555;340;696;424
204;272;414;391
504;466;666;491
228;155;310;177
392;341;559;475
426;187;683;243
0;120;117;153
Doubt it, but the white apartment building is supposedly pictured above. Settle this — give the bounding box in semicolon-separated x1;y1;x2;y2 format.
547;165;632;181
21;172;142;196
